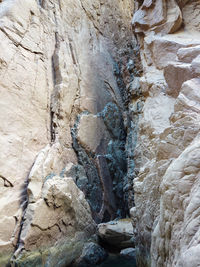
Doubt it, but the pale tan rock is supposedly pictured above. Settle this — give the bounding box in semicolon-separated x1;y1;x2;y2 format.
98;219;134;249
191;55;200;75
161;0;182;34
142;94;175;134
151;137;200;266
132;1;200;266
177;45;200;63
132;0;166;33
20;176;95;251
133;0;182;34
77;114;109;153
182;0;200;33
145;35;191;69
164;62;195;97
0;217;15;243
0;1;49;253
0;0;135;264
175;78;200;113
139;67;167;96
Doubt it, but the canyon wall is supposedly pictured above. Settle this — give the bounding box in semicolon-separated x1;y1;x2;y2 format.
0;0;137;265
131;0;200;266
1;0;200;266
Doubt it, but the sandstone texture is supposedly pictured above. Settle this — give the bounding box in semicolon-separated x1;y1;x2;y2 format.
132;0;200;266
0;0;138;266
1;0;199;266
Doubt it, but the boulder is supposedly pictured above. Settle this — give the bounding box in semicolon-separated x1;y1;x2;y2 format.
164;62;195;97
97;219;135;249
75;242;108;266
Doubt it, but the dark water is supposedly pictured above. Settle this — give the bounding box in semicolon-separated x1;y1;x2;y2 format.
99;254;137;267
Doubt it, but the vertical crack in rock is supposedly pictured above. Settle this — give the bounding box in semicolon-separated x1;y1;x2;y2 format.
11;160;36;262
50;5;61;144
50;32;59;143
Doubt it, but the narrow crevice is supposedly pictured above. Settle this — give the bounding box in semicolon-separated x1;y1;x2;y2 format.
50;15;60;143
50;110;56;143
10;160;36;264
69;42;77;65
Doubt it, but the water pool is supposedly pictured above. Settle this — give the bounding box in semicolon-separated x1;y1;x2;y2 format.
99;254;137;267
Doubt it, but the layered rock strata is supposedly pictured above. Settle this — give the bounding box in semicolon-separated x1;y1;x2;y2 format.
131;0;200;266
0;0;138;265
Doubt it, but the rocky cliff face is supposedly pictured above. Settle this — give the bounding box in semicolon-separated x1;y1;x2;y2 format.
1;0;200;266
131;0;200;266
0;0;138;266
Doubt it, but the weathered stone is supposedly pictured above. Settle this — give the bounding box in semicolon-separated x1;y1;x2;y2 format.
98;219;135;249
132;0;166;33
132;0;200;266
132;0;183;34
0;0;136;263
162;0;182;34
77;114;109;153
2;0;200;266
191;55;200;75
75;242;108;266
177;45;200;63
164;62;195;97
175;78;200;113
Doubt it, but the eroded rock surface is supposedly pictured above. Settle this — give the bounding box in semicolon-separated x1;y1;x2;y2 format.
2;0;200;266
0;0;138;265
131;0;200;266
98;219;135;249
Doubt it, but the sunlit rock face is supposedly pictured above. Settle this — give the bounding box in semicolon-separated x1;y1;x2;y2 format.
131;0;200;266
0;0;137;265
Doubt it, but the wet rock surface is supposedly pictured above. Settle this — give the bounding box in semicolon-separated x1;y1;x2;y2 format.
75;242;108;267
120;248;136;259
99;253;137;267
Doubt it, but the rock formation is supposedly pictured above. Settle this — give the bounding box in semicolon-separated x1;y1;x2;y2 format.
1;0;200;266
131;0;200;266
98;219;135;249
0;0;138;266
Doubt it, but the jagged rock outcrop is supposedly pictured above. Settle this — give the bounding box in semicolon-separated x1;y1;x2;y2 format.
0;0;138;266
131;0;200;266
